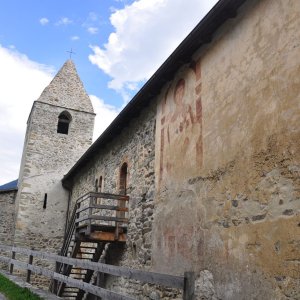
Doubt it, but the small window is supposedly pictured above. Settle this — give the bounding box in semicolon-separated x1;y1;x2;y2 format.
119;163;128;195
95;179;98;192
57;111;71;134
43;193;47;209
99;176;103;192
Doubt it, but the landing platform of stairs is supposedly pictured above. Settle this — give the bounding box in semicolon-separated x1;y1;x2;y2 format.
0;270;61;300
76;224;127;242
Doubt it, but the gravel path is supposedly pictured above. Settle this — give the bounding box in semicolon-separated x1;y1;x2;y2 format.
0;293;6;300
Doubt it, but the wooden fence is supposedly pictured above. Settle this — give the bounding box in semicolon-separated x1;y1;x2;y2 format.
0;244;195;300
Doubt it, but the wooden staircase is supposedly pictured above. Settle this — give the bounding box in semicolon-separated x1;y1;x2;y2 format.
51;192;129;300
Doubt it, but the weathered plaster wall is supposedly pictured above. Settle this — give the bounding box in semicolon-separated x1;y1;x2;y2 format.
153;0;300;299
14;101;94;253
0;191;17;246
70;102;157;297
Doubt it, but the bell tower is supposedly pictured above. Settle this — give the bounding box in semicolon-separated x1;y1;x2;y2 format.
14;60;95;252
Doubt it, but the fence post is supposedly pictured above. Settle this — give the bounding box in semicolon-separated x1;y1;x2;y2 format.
26;253;33;283
95;271;105;300
183;271;195;300
9;250;15;274
87;194;93;235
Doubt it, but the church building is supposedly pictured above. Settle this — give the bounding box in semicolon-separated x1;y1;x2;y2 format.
0;0;299;299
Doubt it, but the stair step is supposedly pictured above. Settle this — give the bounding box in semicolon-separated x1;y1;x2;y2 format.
70;271;87;274
63;293;79;295
79;246;97;249
63;293;78;296
75;255;93;259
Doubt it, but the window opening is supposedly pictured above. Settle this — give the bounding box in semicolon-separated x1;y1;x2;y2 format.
95;179;98;192
57;111;71;134
119;163;128;195
43;193;47;209
118;163;128;221
99;176;103;192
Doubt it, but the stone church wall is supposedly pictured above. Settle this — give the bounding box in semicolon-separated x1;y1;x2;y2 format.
0;190;16;246
70;101;158;297
68;1;299;299
0;190;16;270
3;0;297;298
153;0;300;299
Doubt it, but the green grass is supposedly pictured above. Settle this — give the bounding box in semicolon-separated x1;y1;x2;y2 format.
0;273;42;300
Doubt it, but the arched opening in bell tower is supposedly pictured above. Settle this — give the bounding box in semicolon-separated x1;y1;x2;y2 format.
57;111;72;134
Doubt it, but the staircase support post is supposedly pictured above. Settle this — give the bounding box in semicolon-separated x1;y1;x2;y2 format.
183;271;195;300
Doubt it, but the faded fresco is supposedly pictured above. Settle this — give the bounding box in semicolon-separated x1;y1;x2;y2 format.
157;59;202;189
153;1;300;298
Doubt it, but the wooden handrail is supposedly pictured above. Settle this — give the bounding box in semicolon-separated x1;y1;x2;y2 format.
76;204;128;214
76;215;128;224
77;192;129;204
61;203;77;256
74;192;130;235
89;192;129;201
0;244;195;299
49;191;131;295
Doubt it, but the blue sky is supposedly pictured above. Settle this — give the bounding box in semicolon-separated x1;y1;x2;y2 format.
0;0;218;185
0;0;135;107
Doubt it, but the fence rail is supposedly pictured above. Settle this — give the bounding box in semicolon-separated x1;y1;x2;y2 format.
0;244;195;299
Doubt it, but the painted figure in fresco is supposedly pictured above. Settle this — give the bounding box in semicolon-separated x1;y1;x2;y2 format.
159;72;202;185
172;79;193;129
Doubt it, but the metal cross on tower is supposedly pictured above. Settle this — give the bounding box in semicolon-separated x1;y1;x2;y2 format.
67;48;76;59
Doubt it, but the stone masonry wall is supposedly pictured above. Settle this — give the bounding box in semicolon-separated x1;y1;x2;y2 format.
153;0;300;299
13;100;94;288
66;1;299;299
14;101;95;253
0;190;17;271
0;190;17;246
70;101;158;298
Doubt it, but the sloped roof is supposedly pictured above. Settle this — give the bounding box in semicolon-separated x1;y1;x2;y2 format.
38;60;94;113
62;0;248;187
0;179;18;192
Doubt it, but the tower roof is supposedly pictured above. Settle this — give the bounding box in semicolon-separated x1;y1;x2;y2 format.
37;60;94;113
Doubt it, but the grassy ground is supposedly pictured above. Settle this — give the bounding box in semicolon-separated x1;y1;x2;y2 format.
0;273;42;300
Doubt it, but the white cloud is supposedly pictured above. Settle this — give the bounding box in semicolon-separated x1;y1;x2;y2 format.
39;18;49;25
71;36;80;41
89;0;218;98
87;27;99;35
90;95;120;140
0;45;54;185
56;17;73;26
